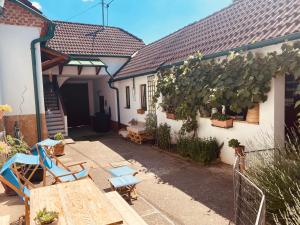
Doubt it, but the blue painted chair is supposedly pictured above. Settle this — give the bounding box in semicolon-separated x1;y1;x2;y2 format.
0;153;40;225
109;175;141;200
32;139;90;185
108;165;137;177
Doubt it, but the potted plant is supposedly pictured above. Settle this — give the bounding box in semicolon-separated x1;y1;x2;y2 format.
228;139;245;156
166;112;176;120
137;108;145;114
34;208;59;225
211;113;233;128
0;104;12;120
0;141;17;196
53;133;65;156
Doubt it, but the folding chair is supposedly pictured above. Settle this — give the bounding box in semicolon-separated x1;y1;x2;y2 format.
0;153;40;225
32;139;90;185
109;175;141;200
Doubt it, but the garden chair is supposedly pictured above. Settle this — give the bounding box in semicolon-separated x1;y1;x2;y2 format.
108;165;137;177
109;174;141;200
32;139;90;185
0;153;40;225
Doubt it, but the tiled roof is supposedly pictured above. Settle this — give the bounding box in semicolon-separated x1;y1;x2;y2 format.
46;21;145;57
116;0;300;79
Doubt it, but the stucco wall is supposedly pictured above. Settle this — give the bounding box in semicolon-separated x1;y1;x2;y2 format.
114;42;288;165
0;24;44;115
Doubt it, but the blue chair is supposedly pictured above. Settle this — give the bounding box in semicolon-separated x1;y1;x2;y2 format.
109;175;141;200
108;165;137;177
0;153;40;225
32;139;90;185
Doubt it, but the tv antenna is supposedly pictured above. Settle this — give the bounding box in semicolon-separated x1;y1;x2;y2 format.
101;0;115;26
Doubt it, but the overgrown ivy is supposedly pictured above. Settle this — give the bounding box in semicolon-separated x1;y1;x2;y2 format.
153;42;300;135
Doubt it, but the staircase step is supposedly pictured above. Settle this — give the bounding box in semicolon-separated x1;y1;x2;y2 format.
47;121;64;127
46;117;64;123
48;125;65;131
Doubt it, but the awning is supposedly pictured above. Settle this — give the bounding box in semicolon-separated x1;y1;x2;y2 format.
67;59;105;67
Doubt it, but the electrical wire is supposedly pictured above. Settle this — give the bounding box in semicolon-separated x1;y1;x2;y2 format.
65;1;102;21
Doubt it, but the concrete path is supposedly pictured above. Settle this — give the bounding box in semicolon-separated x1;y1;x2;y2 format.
0;132;234;225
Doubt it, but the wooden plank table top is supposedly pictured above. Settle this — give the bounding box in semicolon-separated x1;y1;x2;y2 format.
30;179;123;225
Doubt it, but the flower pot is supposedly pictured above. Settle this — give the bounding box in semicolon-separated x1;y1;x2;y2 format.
246;103;259;123
166;112;176;120
35;219;58;225
211;119;233;128
1;181;17;196
53;143;65;156
137;109;145;114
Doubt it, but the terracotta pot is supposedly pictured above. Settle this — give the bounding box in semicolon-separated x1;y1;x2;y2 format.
137;109;145;114
166;112;176;120
1;181;17;196
211;119;233;128
0;110;3;120
53;143;65;156
246;103;259;123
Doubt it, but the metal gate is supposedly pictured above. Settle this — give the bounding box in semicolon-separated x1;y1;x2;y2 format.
233;156;266;225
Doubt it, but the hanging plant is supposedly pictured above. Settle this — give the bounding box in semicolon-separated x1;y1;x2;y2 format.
153;42;300;134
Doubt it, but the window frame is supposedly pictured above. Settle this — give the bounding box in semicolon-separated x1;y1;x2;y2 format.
140;84;147;111
125;86;130;108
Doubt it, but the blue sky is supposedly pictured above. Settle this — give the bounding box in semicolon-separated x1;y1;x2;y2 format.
31;0;232;44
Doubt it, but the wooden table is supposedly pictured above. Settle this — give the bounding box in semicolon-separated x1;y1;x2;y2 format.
30;179;123;225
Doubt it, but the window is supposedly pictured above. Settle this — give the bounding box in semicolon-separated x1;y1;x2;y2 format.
140;84;147;110
147;75;156;113
125;86;130;108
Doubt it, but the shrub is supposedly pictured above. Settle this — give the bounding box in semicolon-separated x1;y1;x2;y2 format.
145;113;157;138
228;139;240;148
157;123;171;150
54;132;64;141
246;137;300;224
6;135;29;156
211;112;231;121
34;208;58;225
177;136;220;164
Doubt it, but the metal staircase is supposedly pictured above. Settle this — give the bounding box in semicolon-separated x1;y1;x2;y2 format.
44;79;66;137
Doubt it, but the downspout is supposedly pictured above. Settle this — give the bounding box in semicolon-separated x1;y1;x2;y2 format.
31;22;56;141
105;67;121;129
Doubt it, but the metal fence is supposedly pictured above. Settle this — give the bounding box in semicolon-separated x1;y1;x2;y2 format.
233;155;266;225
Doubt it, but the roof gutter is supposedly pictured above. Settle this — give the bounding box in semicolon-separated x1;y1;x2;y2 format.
105;67;121;129
31;22;56;141
112;31;300;82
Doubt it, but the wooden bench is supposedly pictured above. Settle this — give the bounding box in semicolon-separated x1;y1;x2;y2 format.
105;191;148;225
0;215;10;225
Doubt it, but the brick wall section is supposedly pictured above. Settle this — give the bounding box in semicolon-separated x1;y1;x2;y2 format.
0;0;47;34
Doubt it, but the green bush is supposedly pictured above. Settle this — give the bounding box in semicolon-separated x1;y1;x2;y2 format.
246;138;300;225
177;136;220;164
145;113;157;138
6;135;29;157
157;123;171;150
211;112;231;121
228;138;240;148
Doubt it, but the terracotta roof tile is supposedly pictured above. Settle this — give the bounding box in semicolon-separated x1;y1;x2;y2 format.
117;0;300;78
46;21;145;57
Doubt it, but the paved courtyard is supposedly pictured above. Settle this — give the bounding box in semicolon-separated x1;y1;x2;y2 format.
0;131;233;225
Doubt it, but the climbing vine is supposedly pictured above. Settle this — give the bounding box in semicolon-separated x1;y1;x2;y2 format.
153;42;300;135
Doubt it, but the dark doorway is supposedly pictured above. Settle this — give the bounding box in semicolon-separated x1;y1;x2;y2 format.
61;83;90;128
285;75;300;137
99;96;105;113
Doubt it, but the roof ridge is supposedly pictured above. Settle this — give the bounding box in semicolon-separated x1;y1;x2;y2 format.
53;20;144;44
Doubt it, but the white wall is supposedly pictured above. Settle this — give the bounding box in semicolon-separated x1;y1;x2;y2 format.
0;24;44;115
115;42;289;165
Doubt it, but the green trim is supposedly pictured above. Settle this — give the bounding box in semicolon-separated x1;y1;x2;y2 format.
105;68;121;128
113;31;300;82
31;22;56;141
9;0;50;22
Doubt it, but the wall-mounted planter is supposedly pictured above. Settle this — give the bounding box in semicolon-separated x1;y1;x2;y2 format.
211;119;233;128
137;109;145;114
166;112;176;120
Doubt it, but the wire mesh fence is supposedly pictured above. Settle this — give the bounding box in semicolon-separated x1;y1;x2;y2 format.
233;155;266;225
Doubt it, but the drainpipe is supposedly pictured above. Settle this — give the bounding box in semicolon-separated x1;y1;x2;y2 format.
31;22;56;141
105;67;121;129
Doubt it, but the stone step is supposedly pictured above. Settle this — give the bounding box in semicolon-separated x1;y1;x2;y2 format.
47;121;64;127
46;117;64;123
48;124;65;131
